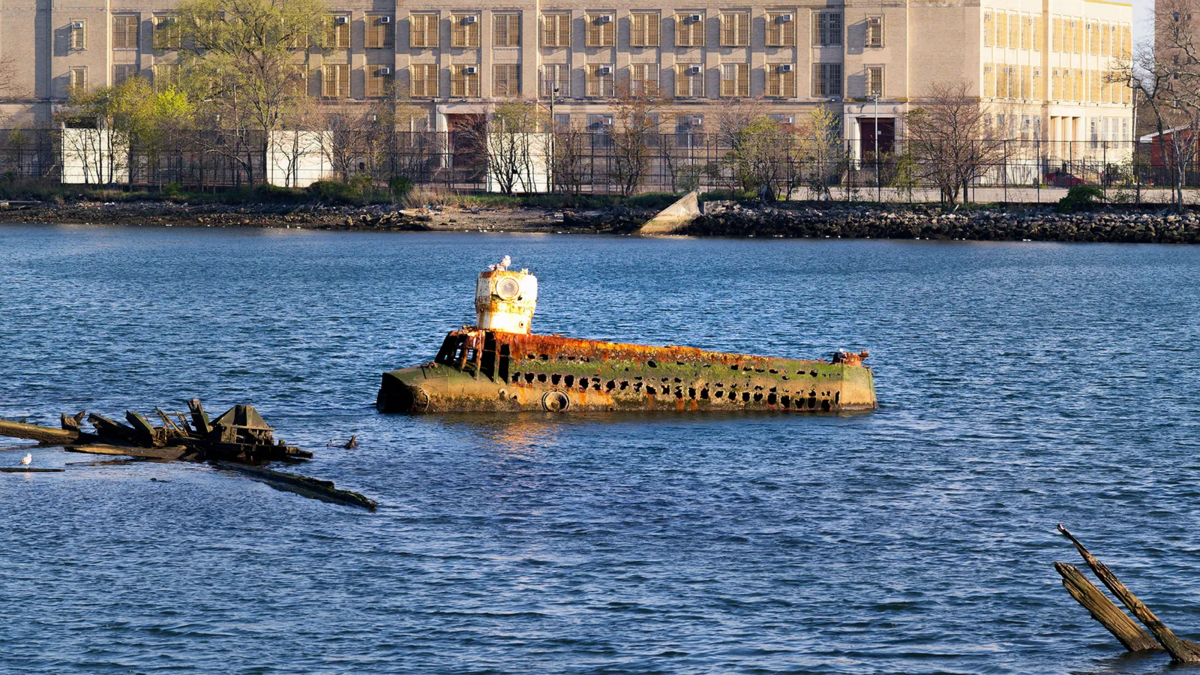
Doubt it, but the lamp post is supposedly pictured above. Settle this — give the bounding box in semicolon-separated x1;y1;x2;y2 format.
547;85;559;194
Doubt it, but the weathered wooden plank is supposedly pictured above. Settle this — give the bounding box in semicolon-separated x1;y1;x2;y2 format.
87;413;143;446
0;419;80;445
1059;524;1200;663
188;399;211;436
125;410;158;445
0;467;65;473
213;462;377;511
1055;561;1159;652
65;444;189;460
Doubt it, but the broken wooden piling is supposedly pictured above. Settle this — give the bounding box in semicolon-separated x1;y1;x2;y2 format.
1056;525;1200;663
213;462;377;511
1054;561;1158;652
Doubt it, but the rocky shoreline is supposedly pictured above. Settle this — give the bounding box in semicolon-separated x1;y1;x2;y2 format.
2;198;1199;243
685;202;1200;244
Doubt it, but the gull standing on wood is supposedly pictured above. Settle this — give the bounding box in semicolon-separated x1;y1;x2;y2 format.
19;453;31;466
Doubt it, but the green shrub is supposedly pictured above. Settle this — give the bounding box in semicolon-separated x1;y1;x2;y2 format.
1057;185;1104;213
388;176;413;200
162;182;183;198
307;180;360;205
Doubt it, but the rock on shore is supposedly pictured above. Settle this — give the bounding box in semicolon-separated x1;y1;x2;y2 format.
683;202;1200;244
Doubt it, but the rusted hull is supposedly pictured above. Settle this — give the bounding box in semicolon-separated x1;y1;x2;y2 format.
378;330;876;414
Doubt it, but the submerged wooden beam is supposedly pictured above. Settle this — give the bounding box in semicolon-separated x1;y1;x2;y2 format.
213;461;377;511
1055;561;1159;652
1059;524;1200;663
0;419;81;445
0;467;65;473
65;444;189;460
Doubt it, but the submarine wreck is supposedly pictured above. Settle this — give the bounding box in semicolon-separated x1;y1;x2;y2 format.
377;259;876;414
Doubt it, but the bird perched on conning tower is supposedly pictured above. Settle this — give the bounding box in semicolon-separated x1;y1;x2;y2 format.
489;255;512;272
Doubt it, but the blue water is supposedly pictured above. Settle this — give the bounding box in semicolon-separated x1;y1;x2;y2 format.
1;224;1198;674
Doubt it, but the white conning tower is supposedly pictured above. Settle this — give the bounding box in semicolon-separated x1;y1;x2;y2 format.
475;257;538;334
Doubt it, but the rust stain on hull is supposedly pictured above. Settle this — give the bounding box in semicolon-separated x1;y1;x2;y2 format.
378;329;876;414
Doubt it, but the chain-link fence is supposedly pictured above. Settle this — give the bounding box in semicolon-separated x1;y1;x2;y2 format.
0;127;1187;203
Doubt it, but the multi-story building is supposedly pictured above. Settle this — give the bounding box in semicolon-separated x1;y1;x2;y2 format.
0;0;1133;161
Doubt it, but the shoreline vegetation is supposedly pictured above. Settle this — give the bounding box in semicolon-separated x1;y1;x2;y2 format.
2;184;1200;243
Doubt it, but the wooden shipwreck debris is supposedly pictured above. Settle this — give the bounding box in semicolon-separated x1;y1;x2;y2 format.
0;400;374;510
1055;524;1200;662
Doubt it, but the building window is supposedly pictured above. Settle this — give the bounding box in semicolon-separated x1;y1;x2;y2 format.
865;16;882;48
765;12;795;47
69;20;86;51
1007;11;1018;48
410;14;439;48
983;12;993;48
541;64;570;97
367;66;393;98
630;12;660;47
675;12;705;47
69;67;87;94
585;64;614;97
995;12;1007;48
450;64;480;96
588;114;614;146
865;65;883;98
493;64;520;96
1021;64;1031;98
984;64;995;97
675;63;703;97
1033;16;1043;51
1051;17;1061;52
322;63;349;97
153;15;180;50
1072;20;1082;54
813;11;841;46
366;15;394;49
154;63;179;89
629;63;658;95
812;63;841;96
1020;14;1031;50
327;15;350;49
452;14;480;48
585;13;614;47
113;64;137;85
766;64;795;98
720;63;748;97
411;63;438;97
113;15;139;50
541;13;571;48
720;12;750;47
1033;67;1044;99
675;114;702;148
494;14;521;47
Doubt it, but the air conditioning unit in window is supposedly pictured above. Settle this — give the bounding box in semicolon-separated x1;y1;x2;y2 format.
161;16;176;24
335;16;348;25
72;21;84;29
463;15;478;24
380;16;391;24
688;14;702;23
379;66;392;75
687;65;702;75
600;117;613;126
597;15;613;24
779;14;793;22
597;65;612;75
463;66;477;75
779;64;793;72
689;115;703;126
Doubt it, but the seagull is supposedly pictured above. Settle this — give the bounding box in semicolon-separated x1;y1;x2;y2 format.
19;453;31;466
497;255;511;271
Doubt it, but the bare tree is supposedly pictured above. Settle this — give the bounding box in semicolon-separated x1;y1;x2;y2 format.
905;81;1005;205
1122;0;1200;209
716;98;792;199
611;80;669;196
550;119;588;196
465;101;544;194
